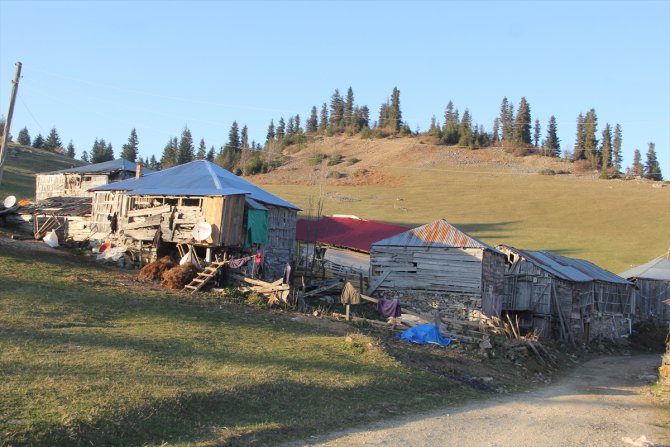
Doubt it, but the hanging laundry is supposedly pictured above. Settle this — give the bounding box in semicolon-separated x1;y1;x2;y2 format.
376;299;402;318
341;281;361;305
228;256;253;269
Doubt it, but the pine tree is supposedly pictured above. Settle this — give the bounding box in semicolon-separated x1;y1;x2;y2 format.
612;123;623;174
32;133;45;149
160;137;178;169
491;117;500;144
428;116;441;138
631;149;643;176
17;127;30;146
344;87;354;128
574;113;585;160
442;101;460;145
225;121;240;154
583;109;599;168
266;120;276;142
45;127;62;152
307;106;318;133
458;109;473;147
286;116;295;136
600;123;612;178
276;118;285;140
513;97;531;146
644;142;663;181
105;142;114;161
389;87;401;132
329;89;344;130
137;156;144;167
66;140;75;158
241;126;249;150
120;128;139;162
378;101;390;129
81;150;89;163
533;119;541;148
544;116;560;157
91;138;110;163
176;127;195;165
206;146;215;162
319;103;328;133
149;154;158;170
196;138;207;160
500;97;514;142
294;114;301;134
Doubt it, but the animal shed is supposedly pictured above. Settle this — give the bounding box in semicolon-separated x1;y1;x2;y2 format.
35;159;148;202
620;254;670;326
497;245;635;342
90;160;299;279
369;219;506;319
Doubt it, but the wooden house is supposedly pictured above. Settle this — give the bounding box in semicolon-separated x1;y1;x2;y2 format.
497;245;635;343
89;160;300;278
35;159;148;201
369;219;506;318
620;254;670;326
295;215;408;279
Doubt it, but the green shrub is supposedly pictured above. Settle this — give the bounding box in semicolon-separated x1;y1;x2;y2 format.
327;154;344;166
307;153;327;165
539;168;556;176
347;157;361;166
327;171;343;179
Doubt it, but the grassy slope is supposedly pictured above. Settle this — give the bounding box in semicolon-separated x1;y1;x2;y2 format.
256;136;670;273
0;143;85;200
0;245;476;446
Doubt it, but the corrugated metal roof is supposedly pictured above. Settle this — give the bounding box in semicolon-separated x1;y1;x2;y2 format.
500;245;631;284
619;256;670;281
296;216;409;252
371;219;496;250
42;159;152;175
90;160;300;210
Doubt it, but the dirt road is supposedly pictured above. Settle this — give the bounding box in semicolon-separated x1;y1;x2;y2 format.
290;355;668;447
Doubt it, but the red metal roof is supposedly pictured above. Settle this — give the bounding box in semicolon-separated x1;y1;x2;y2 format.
296;216;409;252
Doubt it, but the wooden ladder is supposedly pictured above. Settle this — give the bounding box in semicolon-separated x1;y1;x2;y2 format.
183;260;227;294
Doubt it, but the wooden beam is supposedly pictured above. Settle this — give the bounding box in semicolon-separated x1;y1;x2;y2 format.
365;270;390;295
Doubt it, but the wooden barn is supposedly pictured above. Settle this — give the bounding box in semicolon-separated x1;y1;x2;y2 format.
497;245;635;343
35;159;148;202
369;219;506;319
89;160;300;278
295;215;408;279
620;254;670;326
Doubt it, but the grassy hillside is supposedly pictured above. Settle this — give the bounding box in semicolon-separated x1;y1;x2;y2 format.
254;136;670;273
0;143;86;200
0;242;476;446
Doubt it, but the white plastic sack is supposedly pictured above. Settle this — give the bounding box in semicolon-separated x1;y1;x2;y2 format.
43;230;59;248
96;246;126;262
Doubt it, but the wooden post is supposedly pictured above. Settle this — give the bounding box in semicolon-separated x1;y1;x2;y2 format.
345;304;350;321
359;273;363;292
0;62;22;186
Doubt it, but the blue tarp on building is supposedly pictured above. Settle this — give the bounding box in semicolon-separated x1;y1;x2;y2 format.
91;160;300;210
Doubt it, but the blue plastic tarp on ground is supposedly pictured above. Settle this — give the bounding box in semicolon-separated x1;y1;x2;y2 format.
397;324;452;347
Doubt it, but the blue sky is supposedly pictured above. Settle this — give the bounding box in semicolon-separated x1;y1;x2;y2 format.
1;0;668;174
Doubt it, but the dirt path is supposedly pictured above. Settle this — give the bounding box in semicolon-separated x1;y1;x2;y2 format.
288;355;668;447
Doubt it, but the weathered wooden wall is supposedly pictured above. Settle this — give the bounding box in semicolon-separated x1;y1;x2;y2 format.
633;279;670;325
263;205;297;279
370;246;484;295
36;173;121;201
481;250;506;317
501;250;635;342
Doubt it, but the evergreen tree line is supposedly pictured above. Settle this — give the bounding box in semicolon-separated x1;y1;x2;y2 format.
9;123;76;159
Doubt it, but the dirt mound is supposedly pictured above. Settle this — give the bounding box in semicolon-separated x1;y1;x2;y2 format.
630;320;669;352
138;256;177;282
161;264;199;290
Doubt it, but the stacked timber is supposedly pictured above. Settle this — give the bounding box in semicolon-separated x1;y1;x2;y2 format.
122;204;204;243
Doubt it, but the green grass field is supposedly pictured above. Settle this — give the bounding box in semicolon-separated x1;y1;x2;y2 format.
0;143;85;200
262;161;670;274
0;245;477;446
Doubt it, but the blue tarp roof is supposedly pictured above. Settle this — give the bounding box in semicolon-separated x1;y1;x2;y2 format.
499;245;631;285
90;160;300;210
43;159;152;175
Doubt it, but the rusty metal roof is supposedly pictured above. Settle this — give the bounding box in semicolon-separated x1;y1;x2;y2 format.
371;219;496;250
499;245;631;285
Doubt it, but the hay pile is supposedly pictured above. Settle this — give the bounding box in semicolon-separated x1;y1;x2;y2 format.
161;264;199;290
138;256;177;282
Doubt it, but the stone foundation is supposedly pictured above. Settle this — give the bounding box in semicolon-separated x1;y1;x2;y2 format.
378;290;484;320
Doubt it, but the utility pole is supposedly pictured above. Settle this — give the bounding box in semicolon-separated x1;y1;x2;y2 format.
0;61;23;186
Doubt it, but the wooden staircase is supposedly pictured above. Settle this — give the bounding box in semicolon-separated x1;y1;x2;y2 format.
183;260;227;294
